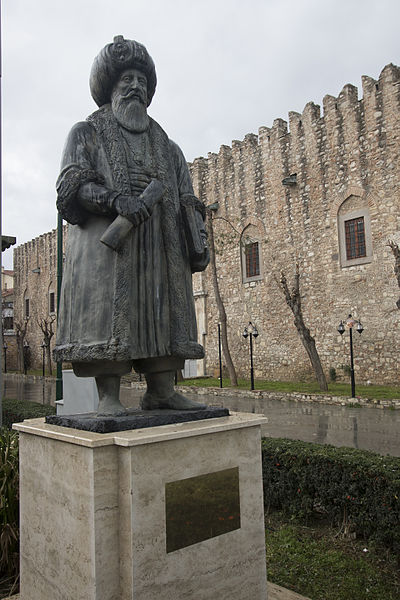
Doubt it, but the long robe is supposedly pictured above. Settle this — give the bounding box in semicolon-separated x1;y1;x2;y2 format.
54;105;207;364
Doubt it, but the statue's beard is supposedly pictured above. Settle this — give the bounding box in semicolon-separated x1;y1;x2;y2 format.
111;92;149;133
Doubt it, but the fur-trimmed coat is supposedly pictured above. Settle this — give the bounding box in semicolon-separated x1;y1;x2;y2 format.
54;106;208;364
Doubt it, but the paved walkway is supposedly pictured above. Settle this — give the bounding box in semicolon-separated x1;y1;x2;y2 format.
3;583;311;599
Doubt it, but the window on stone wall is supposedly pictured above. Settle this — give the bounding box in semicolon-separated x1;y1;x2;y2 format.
338;200;372;267
4;316;13;330
245;242;260;278
241;224;263;283
345;217;366;260
25;298;30;318
49;292;55;314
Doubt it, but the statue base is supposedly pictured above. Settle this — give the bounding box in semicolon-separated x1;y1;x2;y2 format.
14;413;268;600
45;406;229;433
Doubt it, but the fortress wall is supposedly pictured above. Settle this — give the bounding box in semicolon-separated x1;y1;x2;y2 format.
191;64;400;383
13;228;65;370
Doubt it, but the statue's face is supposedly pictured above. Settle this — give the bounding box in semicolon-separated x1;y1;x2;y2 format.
113;68;148;106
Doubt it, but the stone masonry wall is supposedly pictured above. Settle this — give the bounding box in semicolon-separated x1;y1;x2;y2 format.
13;227;67;371
190;64;400;384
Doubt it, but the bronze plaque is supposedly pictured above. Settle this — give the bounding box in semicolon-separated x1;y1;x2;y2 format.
165;467;240;553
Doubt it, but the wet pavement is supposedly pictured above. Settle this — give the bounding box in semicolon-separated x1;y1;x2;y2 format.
221;394;400;457
3;376;400;457
3;377;56;406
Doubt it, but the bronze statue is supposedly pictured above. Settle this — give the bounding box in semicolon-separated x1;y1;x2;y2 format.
54;36;209;415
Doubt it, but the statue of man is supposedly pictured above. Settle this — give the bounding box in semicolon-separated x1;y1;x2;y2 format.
54;36;209;415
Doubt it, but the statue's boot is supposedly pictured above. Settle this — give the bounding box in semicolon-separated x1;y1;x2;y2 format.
141;370;206;411
72;360;131;416
95;375;127;415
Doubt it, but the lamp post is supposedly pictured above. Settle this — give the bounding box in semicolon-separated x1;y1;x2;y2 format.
41;341;46;377
23;340;30;375
56;211;64;401
218;323;223;388
3;342;7;373
337;314;364;398
242;322;259;391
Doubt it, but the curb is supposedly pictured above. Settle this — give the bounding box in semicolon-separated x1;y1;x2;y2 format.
176;385;400;410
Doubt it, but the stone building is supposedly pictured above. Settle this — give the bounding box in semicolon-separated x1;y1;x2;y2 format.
13;228;65;372
2;267;14;294
13;63;400;384
190;63;400;384
1;267;18;371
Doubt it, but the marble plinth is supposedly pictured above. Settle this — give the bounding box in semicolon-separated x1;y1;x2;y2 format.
14;413;268;600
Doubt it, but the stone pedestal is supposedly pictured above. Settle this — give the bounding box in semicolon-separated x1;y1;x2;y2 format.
14;412;268;600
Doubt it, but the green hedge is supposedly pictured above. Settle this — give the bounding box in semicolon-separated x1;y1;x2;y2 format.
2;397;56;430
0;428;19;582
262;438;400;552
1;398;56;586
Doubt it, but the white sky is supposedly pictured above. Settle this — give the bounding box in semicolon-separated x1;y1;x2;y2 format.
2;0;400;269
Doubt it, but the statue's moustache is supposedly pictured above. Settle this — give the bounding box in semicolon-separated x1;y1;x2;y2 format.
121;90;146;104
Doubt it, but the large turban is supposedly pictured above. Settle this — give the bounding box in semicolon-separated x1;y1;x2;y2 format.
89;36;157;107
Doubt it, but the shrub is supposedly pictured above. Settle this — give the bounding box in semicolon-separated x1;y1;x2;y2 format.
329;367;337;382
340;364;352;377
262;438;400;552
0;397;55;591
2;397;55;430
0;428;19;585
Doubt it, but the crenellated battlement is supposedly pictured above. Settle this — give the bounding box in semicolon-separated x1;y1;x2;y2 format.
190;63;400;223
189;64;399;181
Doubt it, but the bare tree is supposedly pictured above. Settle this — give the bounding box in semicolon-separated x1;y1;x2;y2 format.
276;264;328;391
206;210;238;386
14;319;29;373
388;240;400;309
38;316;56;376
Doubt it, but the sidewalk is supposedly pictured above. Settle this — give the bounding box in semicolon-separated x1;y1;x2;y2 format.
121;377;400;410
3;583;311;599
177;383;400;410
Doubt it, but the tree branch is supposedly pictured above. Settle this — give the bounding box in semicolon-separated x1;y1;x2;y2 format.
388;240;400;309
276;265;327;391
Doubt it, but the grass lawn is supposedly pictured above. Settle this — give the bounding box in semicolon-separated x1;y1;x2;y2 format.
179;377;400;400
265;511;400;600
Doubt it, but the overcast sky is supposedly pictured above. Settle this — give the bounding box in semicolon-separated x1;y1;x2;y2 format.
2;0;399;269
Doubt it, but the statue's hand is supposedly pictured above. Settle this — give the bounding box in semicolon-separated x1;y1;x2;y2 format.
114;195;148;226
113;180;164;226
190;212;210;272
130;167;152;196
141;178;164;215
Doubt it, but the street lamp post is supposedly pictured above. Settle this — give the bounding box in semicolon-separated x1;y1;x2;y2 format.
41;341;46;377
338;314;364;398
3;342;7;373
218;323;223;388
242;322;259;391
